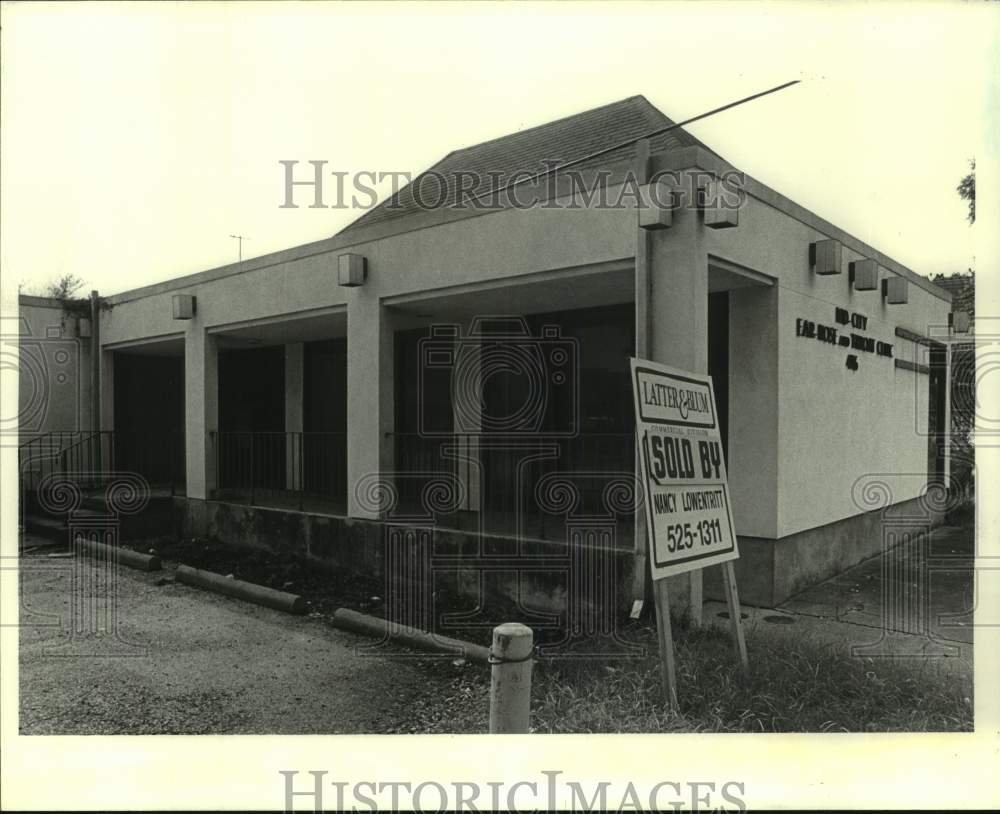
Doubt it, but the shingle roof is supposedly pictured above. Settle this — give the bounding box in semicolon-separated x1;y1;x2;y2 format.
338;95;715;235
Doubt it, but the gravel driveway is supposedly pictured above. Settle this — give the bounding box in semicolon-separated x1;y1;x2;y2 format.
18;541;488;734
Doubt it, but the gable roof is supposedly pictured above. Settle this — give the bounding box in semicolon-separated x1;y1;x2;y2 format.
338;95;715;235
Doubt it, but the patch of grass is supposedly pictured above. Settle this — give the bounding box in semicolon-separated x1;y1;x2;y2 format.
127;534;972;733
529;625;972;733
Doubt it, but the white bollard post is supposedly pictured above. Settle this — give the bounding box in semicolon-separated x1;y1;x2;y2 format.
488;622;534;733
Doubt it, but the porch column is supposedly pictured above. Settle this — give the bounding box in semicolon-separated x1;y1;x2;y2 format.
100;348;114;431
184;326;218;501
347;296;395;518
454;319;482;514
285;342;304;490
637;161;710;621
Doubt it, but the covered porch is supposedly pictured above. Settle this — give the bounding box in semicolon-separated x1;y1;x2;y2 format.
205;309;349;513
135;257;769;547
385;264;639;542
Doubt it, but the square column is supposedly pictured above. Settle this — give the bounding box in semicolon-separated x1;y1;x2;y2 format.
636;166;710;620
100;348;114;432
284;342;304;490
453;319;482;514
184;327;218;501
647;190;709;374
346;296;396;518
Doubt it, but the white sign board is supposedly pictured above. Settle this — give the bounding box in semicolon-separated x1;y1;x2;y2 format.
630;358;739;580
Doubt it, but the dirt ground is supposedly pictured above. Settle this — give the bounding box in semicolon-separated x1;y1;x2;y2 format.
17;520;975;734
18;541;487;734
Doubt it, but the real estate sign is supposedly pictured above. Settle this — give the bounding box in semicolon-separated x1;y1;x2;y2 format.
630;358;739;580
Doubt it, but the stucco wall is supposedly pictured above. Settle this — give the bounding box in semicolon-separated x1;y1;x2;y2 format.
726;285;779;539
705;189;949;538
775;285;932;536
100;200;635;345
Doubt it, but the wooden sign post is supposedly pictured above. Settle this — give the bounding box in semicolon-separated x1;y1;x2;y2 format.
630;358;748;710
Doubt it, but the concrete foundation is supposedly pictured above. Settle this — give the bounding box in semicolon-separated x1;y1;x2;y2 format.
174;494;940;617
176;498;641;622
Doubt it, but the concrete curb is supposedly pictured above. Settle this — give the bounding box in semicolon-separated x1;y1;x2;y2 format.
330;608;491;664
76;539;162;572
175;565;307;614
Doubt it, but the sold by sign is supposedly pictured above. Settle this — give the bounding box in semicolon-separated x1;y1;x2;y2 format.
630;358;739;580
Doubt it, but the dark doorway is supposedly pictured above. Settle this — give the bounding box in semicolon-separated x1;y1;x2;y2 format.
303;338;347;499
393;326;455;512
217;346;285;493
219;346;285;432
392;305;636;533
113;352;185;485
479;305;636;533
708;292;730;463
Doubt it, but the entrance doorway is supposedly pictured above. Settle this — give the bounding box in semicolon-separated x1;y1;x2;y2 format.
113;349;184;486
708;291;729;462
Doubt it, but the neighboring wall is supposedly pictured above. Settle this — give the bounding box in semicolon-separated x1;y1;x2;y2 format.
704;182;950;539
15;296;92;440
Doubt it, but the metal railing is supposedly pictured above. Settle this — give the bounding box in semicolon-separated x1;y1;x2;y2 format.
105;430;186;493
391;432;636;536
18;429;185;494
19;431;90;493
210;431;348;510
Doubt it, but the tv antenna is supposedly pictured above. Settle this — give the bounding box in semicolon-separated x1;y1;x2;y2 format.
229;234;251;264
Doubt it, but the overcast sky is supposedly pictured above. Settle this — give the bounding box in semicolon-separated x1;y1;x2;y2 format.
2;2;995;298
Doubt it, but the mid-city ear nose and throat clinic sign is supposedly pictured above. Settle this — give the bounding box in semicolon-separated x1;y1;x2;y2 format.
631;359;740;580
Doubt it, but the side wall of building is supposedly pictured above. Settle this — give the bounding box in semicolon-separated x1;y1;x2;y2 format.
15;297;92;439
704;188;950;539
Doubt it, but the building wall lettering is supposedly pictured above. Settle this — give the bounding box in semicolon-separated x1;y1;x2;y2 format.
795;308;893;372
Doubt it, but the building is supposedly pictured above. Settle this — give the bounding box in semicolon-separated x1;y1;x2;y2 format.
18;96;962;618
930;272;976;502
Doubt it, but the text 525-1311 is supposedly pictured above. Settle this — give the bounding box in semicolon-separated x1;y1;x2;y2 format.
663;518;724;552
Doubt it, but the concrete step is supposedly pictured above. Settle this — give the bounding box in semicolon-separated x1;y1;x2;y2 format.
24;507;109;539
24;515;67;542
27;498;177;545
